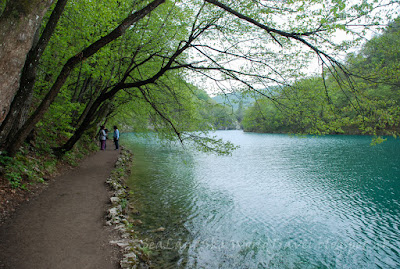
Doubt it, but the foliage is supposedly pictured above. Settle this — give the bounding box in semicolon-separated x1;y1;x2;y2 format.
0;0;5;15
0;134;97;188
0;151;43;189
242;18;400;137
181;132;239;155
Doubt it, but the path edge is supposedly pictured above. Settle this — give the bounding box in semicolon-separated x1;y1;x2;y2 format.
106;148;152;268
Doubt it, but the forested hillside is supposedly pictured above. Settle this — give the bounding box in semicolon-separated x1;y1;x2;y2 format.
242;18;400;138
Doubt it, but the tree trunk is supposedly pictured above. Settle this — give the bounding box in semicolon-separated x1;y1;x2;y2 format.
55;97;108;155
0;0;54;124
72;79;101;128
0;0;68;146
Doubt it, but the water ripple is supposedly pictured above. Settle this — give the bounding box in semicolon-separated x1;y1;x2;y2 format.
124;131;400;269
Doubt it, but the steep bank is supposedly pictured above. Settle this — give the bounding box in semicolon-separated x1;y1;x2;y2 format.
0;148;120;269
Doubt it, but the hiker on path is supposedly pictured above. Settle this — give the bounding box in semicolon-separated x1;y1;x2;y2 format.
113;126;119;150
99;125;107;150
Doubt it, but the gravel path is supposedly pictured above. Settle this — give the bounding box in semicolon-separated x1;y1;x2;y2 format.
0;148;121;269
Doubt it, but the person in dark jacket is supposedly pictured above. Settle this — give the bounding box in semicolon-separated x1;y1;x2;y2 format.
99;125;107;150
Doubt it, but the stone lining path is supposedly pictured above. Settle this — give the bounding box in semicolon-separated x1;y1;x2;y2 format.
0;148;120;269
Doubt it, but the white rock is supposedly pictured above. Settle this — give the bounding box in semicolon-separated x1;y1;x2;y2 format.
110;240;130;248
110;197;120;204
108;207;119;218
116;224;125;230
124;252;137;259
121;233;131;238
117;241;130;248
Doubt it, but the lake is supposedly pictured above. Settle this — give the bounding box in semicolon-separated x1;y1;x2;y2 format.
123;130;400;268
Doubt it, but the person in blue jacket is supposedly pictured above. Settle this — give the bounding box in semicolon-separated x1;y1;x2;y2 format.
113;125;120;150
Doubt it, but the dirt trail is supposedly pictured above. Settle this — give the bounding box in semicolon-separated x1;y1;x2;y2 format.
0;148;121;269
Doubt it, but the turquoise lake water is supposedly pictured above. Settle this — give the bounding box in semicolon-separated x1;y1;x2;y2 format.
123;131;400;268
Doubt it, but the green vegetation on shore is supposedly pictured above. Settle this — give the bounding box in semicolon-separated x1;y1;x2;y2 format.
0;137;97;189
242;19;400;138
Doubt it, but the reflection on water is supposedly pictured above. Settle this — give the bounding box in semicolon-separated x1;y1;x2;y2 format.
123;131;400;268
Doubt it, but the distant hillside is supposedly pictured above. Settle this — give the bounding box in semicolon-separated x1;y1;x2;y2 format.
211;87;280;110
211;92;258;110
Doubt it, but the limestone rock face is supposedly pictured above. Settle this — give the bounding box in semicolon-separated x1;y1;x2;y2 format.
0;0;54;124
